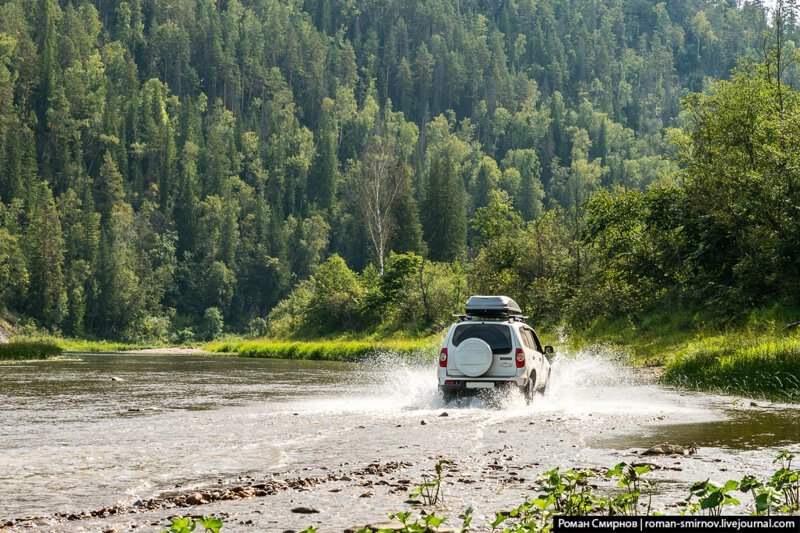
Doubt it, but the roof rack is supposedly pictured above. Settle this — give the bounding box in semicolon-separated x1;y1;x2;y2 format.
452;314;529;323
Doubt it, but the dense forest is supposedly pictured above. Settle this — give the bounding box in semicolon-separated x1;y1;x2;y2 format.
0;0;798;341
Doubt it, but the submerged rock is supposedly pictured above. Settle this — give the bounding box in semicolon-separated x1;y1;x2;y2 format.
642;442;698;455
291;506;320;514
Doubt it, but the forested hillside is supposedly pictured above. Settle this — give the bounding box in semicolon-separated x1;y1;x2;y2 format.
0;0;795;341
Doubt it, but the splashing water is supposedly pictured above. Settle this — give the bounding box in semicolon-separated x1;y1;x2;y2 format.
296;346;723;423
535;347;719;420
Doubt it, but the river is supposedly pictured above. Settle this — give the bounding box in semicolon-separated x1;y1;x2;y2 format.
1;351;798;531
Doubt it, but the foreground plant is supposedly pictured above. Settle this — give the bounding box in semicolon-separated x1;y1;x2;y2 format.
603;462;656;516
162;516;223;533
770;451;800;512
682;479;740;516
311;452;800;533
409;459;452;506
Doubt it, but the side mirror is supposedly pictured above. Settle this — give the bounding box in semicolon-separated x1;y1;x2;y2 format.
544;345;555;362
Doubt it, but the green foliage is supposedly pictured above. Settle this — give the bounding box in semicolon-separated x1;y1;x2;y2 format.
603;462;657;516
769;451;800;513
387;510;448;532
0;340;62;359
162;516;223;533
248;317;267;337
305;254;363;332
0;226;28;301
0;0;797;361
409;459;451;507
325;455;800;532
202;307;224;341
207;337;436;362
392;260;468;332
682;480;741;516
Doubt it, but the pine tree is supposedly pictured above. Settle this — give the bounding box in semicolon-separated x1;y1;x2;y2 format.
388;157;424;255
24;181;66;328
422;152;467;262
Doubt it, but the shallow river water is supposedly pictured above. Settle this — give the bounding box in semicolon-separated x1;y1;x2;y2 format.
1;351;798;531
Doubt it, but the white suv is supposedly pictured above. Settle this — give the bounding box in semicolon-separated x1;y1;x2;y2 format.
437;296;553;403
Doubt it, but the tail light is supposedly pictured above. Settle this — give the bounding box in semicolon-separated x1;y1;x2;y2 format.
515;348;525;368
439;347;448;367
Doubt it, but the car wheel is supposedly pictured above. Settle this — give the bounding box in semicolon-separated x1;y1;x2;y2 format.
524;372;536;404
439;387;458;404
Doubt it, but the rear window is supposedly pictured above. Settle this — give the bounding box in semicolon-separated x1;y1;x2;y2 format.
451;324;512;354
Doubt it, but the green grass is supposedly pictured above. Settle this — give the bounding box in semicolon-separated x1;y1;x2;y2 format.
6;334;176;353
57;338;167;352
0;340;63;359
664;334;800;401
205;336;439;362
573;305;800;401
571;309;701;366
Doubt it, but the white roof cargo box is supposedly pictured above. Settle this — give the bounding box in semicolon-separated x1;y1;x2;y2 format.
465;295;522;317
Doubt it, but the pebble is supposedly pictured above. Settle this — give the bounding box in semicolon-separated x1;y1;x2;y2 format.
185;492;205;505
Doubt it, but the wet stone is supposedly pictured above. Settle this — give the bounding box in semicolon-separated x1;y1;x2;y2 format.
291;506;320;514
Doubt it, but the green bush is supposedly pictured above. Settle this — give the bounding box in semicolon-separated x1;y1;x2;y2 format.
267;280;313;337
393;260;467;332
202;307;224;340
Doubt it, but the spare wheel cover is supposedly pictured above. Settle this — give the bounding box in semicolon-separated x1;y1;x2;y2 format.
455;338;493;377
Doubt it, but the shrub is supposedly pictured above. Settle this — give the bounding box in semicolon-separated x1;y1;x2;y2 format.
172;327;195;344
248;317;268;337
267;280;314;337
306;254;363;332
202;307;224;340
394;260;467;331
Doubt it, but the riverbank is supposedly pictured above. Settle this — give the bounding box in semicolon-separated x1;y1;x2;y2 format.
572;308;800;401
205;335;439;362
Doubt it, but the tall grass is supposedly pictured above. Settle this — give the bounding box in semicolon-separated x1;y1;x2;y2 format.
58;339;164;352
0;340;63;359
206;337;438;362
664;335;800;401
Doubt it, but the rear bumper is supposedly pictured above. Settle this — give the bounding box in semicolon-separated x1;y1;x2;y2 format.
438;379;525;395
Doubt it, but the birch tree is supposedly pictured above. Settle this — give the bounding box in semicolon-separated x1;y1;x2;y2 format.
353;136;403;273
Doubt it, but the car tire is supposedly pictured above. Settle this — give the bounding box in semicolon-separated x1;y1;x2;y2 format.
439;387;458;404
524;371;536;404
